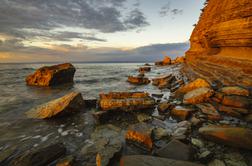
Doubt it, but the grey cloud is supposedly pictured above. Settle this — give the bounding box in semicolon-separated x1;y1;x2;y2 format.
124;9;149;29
159;2;183;17
0;0;149;40
171;9;183;15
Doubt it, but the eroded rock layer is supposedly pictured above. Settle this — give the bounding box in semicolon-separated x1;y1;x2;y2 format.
185;0;252;87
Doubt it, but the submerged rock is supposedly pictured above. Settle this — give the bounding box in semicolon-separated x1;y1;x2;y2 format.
26;92;84;119
127;76;150;85
26;63;76;86
120;155;204;166
220;86;249;96
125;123;153;151
99;92;155;112
199;125;252;150
155;139;194;161
183;88;214;104
9;143;66;166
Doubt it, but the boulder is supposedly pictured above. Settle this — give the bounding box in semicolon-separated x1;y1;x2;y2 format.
26;63;76;86
157;101;174;114
125;123;153;151
155;56;172;66
155;139;194;161
196;103;221;120
218;105;247;118
139;67;151;73
171;106;194;121
127;76;150;85
120;155;204;166
222;95;251;108
176;78;211;94
81;124;122;166
26;92;84;119
9;143;66;166
152;74;175;89
220;86;249;96
99;92;155;112
173;56;186;64
199;125;252;150
183;88;214;104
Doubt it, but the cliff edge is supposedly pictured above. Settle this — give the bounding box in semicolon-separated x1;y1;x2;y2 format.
185;0;252;87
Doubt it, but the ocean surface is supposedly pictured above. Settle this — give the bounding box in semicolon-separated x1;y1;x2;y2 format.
0;63;182;163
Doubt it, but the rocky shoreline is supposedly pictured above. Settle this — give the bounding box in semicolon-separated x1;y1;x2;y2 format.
1;57;251;166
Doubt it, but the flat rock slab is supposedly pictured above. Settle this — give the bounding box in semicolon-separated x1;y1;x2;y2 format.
199;125;252;150
183;88;214;104
127;76;150;85
220;86;249;96
26;92;84;119
171;106;194;121
125;123;153;151
177;78;211;94
155;139;194;161
222;95;251;108
9;143;66;166
99;92;155;111
120;155;204;166
26;63;76;86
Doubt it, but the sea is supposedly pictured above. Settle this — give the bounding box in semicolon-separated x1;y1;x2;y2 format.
0;62;182;164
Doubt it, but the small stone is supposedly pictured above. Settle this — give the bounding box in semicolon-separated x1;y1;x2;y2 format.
191;138;204;149
137;113;152;122
224;152;247;166
56;155;74;166
199;150;213;163
171;106;194;121
158;101;174;114
153;127;169;140
208;159;226;166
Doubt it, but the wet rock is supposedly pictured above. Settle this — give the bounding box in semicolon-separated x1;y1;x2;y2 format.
9;143;66;166
199;125;252;150
151;93;164;98
153;127;169;140
171;106;194;121
99;92;155;112
157;101;174;114
156;139;194;161
211;92;224;103
125;123;153;151
218;105;243;118
224;152;247;166
80;124;122;166
152;74;175;89
26;92;84;119
190;116;202;126
139;67;151;73
137;113;152;123
127;76;150;85
222;95;251;108
144;63;151;66
176;78;211;94
198;150;213;164
84;99;97;108
56;155;74;166
183;88;214;104
220;86;249;97
172;121;191;140
196;103;221;120
26;63;75;86
120;155;204;166
208;159;226;166
191;138;204;149
155;56;171;66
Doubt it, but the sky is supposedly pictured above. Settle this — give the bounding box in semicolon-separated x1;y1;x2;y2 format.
0;0;205;63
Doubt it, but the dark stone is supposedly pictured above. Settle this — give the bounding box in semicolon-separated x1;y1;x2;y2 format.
84;99;97;108
9;143;66;166
155;139;194;161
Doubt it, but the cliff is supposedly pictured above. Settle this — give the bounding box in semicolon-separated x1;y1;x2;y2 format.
185;0;252;87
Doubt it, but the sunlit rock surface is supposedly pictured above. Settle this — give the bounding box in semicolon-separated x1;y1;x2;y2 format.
26;92;84;119
185;0;252;87
26;63;76;86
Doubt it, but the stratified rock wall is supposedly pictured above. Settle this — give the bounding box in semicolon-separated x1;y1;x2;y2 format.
185;0;252;87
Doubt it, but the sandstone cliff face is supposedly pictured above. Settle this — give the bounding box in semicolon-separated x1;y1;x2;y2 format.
185;0;252;87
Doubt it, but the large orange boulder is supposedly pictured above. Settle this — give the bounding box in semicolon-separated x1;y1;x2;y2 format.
26;63;76;86
183;88;214;104
199;126;252;150
173;56;186;64
220;86;249;96
99;92;155;111
176;78;211;94
26;92;84;119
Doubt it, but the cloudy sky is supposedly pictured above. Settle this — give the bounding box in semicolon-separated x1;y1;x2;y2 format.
0;0;205;63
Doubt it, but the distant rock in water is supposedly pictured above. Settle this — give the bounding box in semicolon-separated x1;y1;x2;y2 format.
155;56;171;66
185;0;252;87
26;63;76;86
26;92;84;119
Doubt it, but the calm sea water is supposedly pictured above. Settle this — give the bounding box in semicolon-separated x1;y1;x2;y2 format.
0;63;182;163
